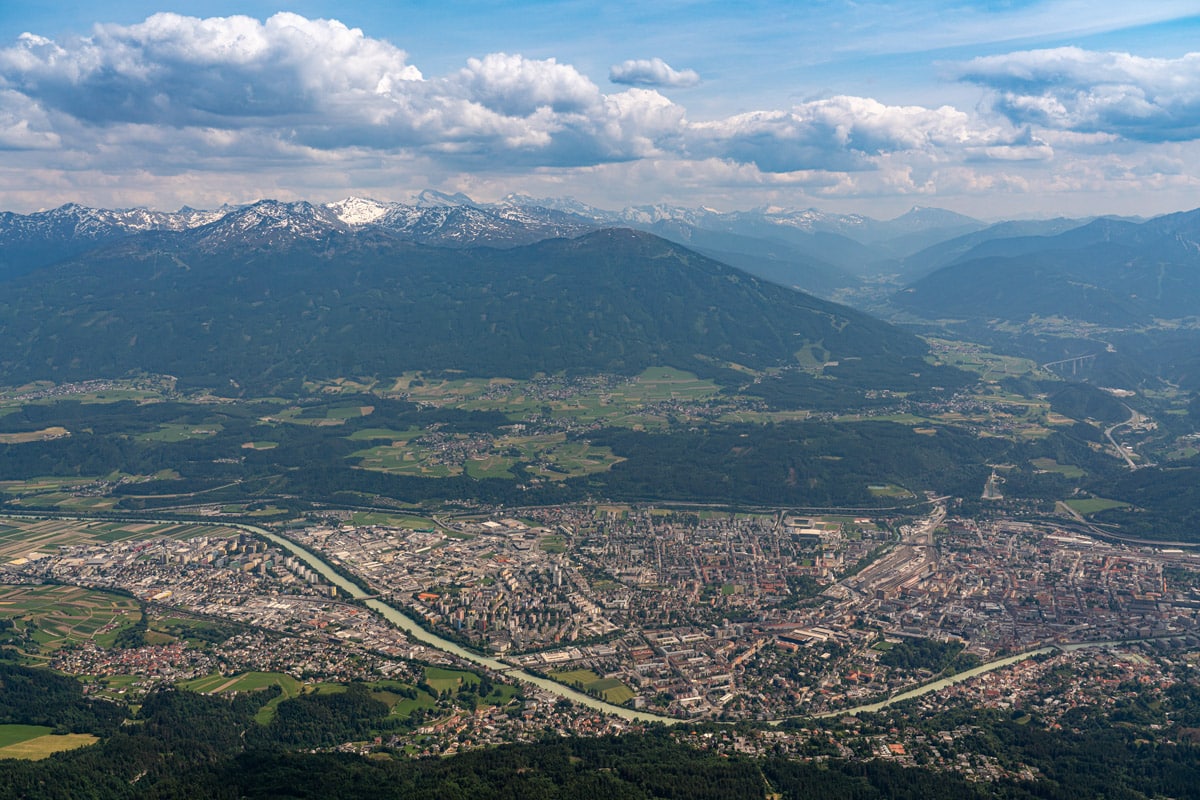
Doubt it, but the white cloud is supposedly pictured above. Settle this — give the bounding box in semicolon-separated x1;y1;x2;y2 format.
0;13;423;127
954;47;1200;141
0;90;58;149
0;12;1141;212
685;96;1038;173
459;53;600;115
609;58;700;88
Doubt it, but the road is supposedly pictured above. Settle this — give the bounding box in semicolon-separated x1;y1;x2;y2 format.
1105;404;1144;470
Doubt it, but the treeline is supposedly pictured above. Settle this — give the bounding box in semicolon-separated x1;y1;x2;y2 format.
0;662;123;735
5;659;1200;798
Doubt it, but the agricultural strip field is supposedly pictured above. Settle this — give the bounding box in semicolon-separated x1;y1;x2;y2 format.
0;584;141;659
0;516;240;561
346;368;719;422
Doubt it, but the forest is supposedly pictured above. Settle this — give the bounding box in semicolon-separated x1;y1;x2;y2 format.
3;657;1200;800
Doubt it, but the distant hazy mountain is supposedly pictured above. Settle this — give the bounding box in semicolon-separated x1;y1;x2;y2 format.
894;208;1200;325
0;195;995;300
897;217;1094;280
0;215;931;392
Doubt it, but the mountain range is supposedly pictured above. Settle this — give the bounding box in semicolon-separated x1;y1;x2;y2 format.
7;191;1200;390
0;193;998;300
893;208;1200;326
0;205;933;393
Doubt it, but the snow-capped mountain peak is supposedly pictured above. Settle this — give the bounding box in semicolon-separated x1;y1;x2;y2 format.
326;197;393;226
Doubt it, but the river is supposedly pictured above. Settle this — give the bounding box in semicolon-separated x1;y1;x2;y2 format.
251;525;1073;725
250;526;679;725
1;511;1131;725
804;646;1057;720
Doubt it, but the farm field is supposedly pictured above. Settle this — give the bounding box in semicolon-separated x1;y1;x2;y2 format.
182;671;306;724
331;367;719;424
1065;497;1131;515
351;431;622;481
135;423;222;443
1032;458;1086;478
0;516;239;561
264;404;374;427
0;426;70;444
0;725;98;760
0;585;141;661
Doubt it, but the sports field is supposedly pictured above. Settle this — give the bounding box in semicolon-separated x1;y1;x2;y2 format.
550;669;635;705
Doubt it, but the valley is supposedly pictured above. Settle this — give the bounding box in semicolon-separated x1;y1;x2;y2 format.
2;197;1200;798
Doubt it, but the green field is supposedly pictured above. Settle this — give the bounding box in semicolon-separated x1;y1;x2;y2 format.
136;423;222;443
350;443;461;477
0;517;239;562
1065;497;1130;515
182;671;305;724
0;426;70;444
1032;458;1086;478
538;535;567;553
269;404;374;426
345;427;422;442
364;679;436;717
0;476;99;495
465;455;517;479
867;484;913;498
926;339;1044;381
54;496;120;512
376;368;717;427
184;671;302;695
424;666;480;694
0;724;52;748
350;430;623;480
589;679;635;705
0;584;142;658
350;511;438;529
549;669;635;705
0;727;98;760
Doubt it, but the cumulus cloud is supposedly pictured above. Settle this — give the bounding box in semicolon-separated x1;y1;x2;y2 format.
609;58;700;88
0;13;423;127
0;11;1065;205
954;47;1200;142
0;15;688;165
0;90;58;150
685;96;1038;173
460;53;600;115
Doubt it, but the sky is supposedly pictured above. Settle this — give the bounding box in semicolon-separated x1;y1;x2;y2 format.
1;1;1200;218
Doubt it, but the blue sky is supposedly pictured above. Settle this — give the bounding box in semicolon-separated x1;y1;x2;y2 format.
1;1;1199;217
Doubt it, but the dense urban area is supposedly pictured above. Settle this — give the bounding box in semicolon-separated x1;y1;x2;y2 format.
4;491;1199;771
